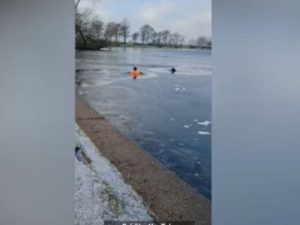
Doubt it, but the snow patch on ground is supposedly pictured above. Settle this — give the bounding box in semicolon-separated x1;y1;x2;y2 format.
75;124;152;225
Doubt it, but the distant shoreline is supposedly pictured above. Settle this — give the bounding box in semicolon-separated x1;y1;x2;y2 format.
76;43;212;51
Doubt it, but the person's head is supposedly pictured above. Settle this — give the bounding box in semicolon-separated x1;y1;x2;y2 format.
133;67;137;71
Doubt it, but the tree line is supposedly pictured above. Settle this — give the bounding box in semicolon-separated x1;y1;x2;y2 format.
75;2;211;50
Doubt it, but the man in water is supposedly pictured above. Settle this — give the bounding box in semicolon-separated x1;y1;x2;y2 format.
129;66;142;79
170;67;176;74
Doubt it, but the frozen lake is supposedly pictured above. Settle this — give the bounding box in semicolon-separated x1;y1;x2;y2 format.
76;47;211;199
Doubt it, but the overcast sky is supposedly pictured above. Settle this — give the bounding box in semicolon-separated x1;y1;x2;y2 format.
78;0;211;41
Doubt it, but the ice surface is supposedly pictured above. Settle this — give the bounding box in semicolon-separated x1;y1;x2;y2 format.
198;131;211;135
197;121;211;126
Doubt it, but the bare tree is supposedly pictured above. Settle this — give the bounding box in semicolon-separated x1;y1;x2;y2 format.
132;32;139;44
168;33;176;47
156;32;164;45
112;23;121;42
90;18;104;40
170;33;184;47
120;19;130;44
75;9;92;45
179;35;185;46
140;24;155;44
75;0;82;9
161;30;171;45
75;0;111;49
196;36;208;48
206;38;212;48
75;0;100;9
75;0;94;45
104;22;116;41
75;1;191;49
151;32;157;44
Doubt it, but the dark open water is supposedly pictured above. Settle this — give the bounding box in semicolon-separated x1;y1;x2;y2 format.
76;47;211;199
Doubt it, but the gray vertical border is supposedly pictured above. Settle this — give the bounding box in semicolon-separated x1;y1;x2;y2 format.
0;1;74;224
213;0;300;224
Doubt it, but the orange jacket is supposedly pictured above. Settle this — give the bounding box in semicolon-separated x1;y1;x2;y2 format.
129;70;141;77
